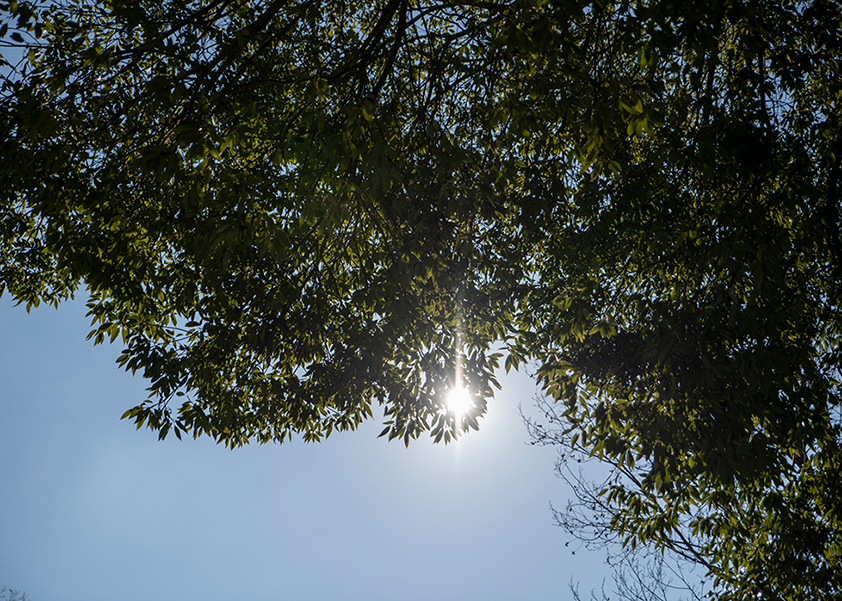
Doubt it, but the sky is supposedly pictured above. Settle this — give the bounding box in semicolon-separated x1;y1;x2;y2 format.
0;294;615;601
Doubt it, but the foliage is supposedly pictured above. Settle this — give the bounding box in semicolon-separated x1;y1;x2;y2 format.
512;1;842;597
2;0;533;445
0;587;29;601
2;0;841;598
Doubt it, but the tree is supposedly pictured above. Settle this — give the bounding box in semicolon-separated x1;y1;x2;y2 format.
2;0;530;445
510;2;842;597
1;0;840;598
0;587;29;601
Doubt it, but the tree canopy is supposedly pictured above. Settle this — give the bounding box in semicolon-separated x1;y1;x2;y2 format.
2;0;841;598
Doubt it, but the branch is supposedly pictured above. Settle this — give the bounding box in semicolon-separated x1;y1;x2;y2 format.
371;0;408;98
826;132;842;295
329;0;404;86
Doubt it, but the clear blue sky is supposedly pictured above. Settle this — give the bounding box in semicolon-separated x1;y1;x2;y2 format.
1;295;612;601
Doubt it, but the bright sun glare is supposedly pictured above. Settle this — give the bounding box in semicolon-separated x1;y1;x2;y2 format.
446;386;474;419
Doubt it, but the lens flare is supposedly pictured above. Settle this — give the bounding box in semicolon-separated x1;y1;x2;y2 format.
446;386;473;420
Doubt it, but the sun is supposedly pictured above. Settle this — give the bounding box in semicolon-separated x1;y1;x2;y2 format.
446;386;474;420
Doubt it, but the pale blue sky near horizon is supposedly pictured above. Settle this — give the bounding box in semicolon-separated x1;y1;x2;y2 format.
1;294;613;601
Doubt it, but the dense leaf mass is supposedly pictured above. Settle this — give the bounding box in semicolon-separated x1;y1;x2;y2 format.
1;0;841;598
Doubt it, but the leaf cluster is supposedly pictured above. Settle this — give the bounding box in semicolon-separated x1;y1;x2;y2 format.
2;0;842;597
